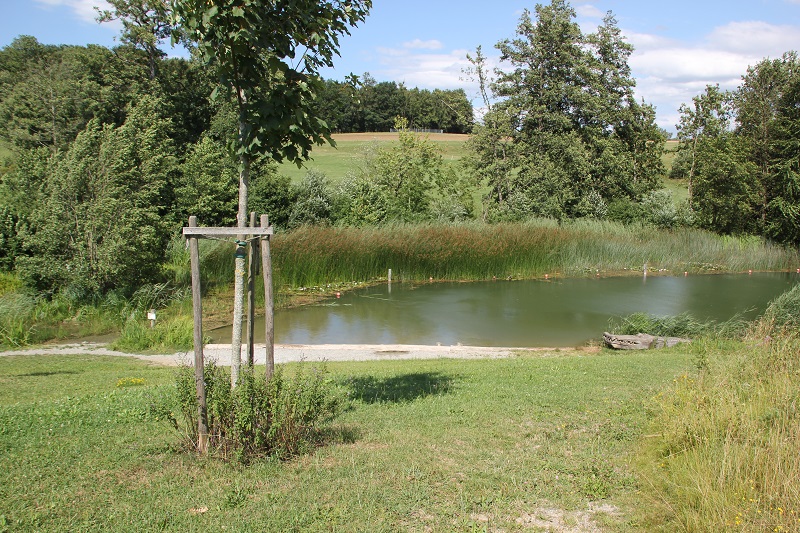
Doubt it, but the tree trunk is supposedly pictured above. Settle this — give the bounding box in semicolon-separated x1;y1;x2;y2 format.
230;148;250;387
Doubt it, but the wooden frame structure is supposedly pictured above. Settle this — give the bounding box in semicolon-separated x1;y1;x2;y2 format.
182;214;274;453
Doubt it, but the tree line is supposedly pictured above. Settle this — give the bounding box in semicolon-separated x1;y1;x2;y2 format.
314;75;473;133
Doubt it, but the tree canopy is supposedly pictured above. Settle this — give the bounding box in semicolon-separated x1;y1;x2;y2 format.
467;1;665;222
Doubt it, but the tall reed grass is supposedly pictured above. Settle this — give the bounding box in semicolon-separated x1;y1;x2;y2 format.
269;220;799;288
638;284;800;531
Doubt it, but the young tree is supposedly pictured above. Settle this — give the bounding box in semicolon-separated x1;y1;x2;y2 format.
173;0;371;384
462;46;516;220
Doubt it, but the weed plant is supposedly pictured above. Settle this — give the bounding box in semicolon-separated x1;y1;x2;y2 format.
167;362;346;461
638;284;800;531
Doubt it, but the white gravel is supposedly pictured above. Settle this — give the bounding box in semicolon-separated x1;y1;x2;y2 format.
0;342;577;366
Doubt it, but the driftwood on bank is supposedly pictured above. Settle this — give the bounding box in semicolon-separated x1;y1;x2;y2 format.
603;332;692;350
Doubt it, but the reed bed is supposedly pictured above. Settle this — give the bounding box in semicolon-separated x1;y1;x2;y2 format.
268;220;799;288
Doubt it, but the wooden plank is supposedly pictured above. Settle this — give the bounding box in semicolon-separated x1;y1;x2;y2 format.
246;212;256;368
182;226;274;237
261;214;275;379
188;216;208;454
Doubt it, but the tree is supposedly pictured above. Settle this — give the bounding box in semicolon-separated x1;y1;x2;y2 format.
287;170;334;228
754;54;800;245
477;1;661;221
675;84;731;204
462;46;516;220
17;95;175;298
173;0;372;384
96;0;174;80
0;39;110;153
693;134;758;235
176;135;238;227
735;52;799;232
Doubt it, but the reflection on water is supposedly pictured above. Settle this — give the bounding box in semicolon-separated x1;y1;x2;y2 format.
210;273;798;347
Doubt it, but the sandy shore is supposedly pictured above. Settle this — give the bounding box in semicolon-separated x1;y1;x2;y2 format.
0;342;589;366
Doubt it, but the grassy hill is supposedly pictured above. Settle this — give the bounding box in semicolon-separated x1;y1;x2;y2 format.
278;132;470;182
281;133;689;201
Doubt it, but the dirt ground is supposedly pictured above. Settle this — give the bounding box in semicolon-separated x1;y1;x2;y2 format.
0;342;595;366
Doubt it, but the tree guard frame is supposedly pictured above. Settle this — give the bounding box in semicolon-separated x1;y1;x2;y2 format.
182;214;274;454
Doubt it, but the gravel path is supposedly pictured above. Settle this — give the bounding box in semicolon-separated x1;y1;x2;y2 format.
0;342;581;366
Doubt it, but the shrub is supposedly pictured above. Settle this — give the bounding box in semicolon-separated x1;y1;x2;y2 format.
171;362;346;460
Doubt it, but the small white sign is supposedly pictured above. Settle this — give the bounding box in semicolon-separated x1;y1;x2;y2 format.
147;311;157;321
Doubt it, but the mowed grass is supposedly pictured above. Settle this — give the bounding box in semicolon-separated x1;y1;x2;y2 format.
0;349;693;531
279;132;471;183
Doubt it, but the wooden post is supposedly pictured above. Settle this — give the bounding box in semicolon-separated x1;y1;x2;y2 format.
245;211;256;368
188;216;208;454
260;214;274;379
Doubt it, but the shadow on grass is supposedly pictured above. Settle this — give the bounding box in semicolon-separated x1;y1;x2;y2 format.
16;370;80;377
344;372;456;404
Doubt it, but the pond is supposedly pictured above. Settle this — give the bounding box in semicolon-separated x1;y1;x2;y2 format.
209;272;799;347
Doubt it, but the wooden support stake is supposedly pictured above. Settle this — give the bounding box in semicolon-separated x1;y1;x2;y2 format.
188;216;208;454
260;214;275;379
245;211;256;368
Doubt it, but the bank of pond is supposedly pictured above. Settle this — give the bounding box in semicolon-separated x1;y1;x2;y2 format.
0;219;799;350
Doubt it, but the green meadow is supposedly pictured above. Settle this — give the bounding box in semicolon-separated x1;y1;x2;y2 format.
3;313;799;532
0;349;691;531
278;132;471;182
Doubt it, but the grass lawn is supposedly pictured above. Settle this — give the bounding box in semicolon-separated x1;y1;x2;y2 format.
0;349;693;531
279;132;471;183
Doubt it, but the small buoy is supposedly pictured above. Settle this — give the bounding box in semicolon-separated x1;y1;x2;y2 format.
684;271;688;277
796;268;799;274
749;270;753;275
429;277;433;282
335;292;341;298
545;274;549;280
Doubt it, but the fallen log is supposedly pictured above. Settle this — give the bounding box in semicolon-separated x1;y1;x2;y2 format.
602;332;691;350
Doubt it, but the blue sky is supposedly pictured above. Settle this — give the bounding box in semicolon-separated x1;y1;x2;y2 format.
3;1;800;132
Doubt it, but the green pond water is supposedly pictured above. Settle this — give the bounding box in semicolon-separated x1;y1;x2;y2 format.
210;272;799;347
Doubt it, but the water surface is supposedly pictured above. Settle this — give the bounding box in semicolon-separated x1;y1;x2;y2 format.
210;273;798;347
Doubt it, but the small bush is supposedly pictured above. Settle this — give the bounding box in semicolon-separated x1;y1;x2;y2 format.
171;362;346;460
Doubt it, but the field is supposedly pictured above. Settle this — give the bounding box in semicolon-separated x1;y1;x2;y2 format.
278;132;471;182
0;348;692;531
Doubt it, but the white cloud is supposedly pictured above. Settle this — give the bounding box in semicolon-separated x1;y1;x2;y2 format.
575;4;605;19
33;0;112;24
626;20;800;131
707;21;799;57
376;47;471;90
403;39;443;51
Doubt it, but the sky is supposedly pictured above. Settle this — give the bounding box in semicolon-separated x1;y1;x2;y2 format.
2;1;800;133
